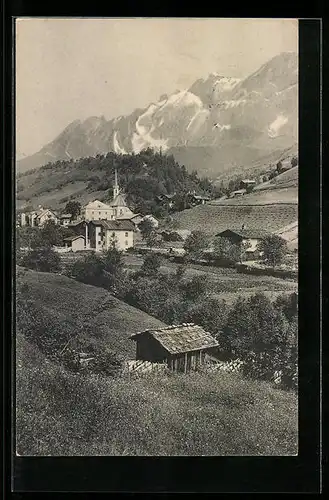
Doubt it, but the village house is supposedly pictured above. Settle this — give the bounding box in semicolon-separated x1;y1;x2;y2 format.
59;213;72;227
216;228;271;259
186;192;211;206
230;189;246;198
130;323;219;373
276;159;295;173
116;213;144;229
88;219;135;252
20;207;59;227
63;235;86;252
68;220;89;241
240;179;256;189
155;193;176;209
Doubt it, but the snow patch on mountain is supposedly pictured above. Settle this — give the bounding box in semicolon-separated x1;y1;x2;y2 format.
213;77;241;92
113;131;127;154
186;109;209;131
223;99;247;109
268;115;288;138
165;90;203;108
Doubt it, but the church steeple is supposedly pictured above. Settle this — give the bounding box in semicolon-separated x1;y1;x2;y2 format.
113;168;120;199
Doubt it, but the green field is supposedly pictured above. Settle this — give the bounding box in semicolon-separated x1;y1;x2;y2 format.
16;332;298;456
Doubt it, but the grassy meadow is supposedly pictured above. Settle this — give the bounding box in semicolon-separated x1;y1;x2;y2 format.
16;333;298;456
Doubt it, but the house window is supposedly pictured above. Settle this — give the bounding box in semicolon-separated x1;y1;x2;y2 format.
111;215;114;219
125;240;128;246
120;209;123;215
98;241;102;245
125;232;128;237
112;232;115;237
91;211;94;216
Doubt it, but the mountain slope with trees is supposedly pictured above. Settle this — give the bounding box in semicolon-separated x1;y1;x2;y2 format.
16;149;222;213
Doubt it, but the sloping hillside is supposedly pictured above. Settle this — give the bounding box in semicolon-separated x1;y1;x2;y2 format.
17;268;166;358
274;221;298;251
255;166;298;192
212;187;297;205
16;332;298;456
169;203;298;235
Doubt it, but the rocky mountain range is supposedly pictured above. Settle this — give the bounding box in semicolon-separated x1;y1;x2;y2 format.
17;52;298;178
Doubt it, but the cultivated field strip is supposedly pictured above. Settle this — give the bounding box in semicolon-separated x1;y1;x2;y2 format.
170;203;298;235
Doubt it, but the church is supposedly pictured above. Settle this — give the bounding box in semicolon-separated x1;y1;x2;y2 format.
81;169;135;221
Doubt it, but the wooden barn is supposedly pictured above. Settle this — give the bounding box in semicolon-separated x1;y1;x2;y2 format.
130;323;219;373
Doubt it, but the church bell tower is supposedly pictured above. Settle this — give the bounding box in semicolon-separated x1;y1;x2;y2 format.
113;168;120;199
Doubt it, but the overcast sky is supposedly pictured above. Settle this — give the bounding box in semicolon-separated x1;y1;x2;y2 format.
16;18;298;158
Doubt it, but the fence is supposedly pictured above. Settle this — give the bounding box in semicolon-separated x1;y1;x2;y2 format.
122;360;168;378
202;357;297;390
202;358;245;374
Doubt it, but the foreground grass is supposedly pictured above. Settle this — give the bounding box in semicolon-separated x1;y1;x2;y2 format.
16;336;298;457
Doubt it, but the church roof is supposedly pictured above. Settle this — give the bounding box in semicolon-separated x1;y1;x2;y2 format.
109;192;128;207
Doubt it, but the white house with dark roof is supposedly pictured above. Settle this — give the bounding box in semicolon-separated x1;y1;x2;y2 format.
88;219;135;252
20;207;59;227
216;228;271;258
81;169;135;221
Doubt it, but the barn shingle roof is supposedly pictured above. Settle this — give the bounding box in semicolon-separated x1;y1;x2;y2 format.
216;228;271;239
130;323;219;355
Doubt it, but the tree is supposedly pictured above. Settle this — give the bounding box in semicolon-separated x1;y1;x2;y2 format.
276;161;283;173
183;230;209;261
183;297;227;340
40;220;64;247
140;253;162;276
138;218;154;241
223;293;291;379
20;247;61;273
274;292;298;322
180;275;209;301
213;237;241;264
70;252;106;287
64;201;81;219
291;156;298;168
101;247;126;293
257;235;287;267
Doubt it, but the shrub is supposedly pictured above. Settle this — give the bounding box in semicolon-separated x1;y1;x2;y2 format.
213;237;241;264
183;230;210;260
140;253;162;276
257;235;287;267
291;157;298;168
20;247;61;273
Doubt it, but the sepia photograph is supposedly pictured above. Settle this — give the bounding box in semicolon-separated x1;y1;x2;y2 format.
15;18;299;457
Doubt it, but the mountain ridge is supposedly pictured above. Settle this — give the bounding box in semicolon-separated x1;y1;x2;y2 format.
17;52;298;178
